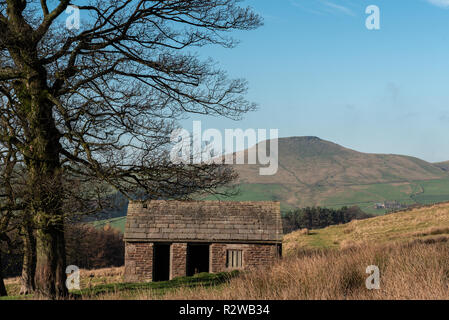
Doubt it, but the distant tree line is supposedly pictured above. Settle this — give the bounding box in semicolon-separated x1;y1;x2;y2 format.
282;206;374;234
1;224;124;279
65;224;124;270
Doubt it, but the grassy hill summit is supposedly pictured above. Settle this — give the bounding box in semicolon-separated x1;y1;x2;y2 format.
237;136;447;185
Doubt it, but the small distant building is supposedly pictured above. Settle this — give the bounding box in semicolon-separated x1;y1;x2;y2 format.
123;201;283;282
375;201;407;210
374;203;386;209
384;201;403;209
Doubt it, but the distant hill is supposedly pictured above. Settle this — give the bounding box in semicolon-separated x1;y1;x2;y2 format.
237;136;447;185
207;136;449;214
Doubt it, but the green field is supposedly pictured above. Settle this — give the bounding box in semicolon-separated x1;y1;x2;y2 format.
214;179;449;215
320;181;425;214
202;183;295;211
411;179;449;203
92;216;127;232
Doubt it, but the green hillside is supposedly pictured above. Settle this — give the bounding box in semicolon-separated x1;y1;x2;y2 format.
202;179;449;215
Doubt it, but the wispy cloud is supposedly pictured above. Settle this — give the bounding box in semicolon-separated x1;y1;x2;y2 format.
427;0;449;8
320;1;356;16
290;0;357;16
289;0;327;15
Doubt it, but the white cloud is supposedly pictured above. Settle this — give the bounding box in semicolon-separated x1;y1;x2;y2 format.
289;0;356;16
427;0;449;8
320;1;356;16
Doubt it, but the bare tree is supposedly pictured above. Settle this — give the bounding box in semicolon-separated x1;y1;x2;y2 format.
0;125;23;296
0;1;261;298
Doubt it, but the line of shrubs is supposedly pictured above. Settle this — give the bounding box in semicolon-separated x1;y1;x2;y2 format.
282;206;374;234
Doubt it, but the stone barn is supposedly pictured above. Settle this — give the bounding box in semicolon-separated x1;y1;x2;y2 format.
123;200;283;282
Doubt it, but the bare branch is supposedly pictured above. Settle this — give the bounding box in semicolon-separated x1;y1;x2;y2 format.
0;67;22;81
40;0;49;16
34;0;71;41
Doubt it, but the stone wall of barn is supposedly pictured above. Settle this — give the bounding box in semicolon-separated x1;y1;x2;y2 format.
209;243;281;273
170;242;187;279
124;242;154;282
124;241;281;282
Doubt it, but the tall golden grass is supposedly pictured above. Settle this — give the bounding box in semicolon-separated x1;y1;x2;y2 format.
7;240;447;300
148;239;449;300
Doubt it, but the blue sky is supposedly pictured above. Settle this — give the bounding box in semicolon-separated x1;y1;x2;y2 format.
180;0;449;162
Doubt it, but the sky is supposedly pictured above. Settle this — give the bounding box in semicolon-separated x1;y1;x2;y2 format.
180;0;449;163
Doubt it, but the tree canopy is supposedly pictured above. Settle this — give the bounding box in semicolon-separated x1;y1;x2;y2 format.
0;0;261;298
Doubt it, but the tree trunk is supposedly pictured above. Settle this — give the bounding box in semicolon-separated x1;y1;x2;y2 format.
0;280;6;297
6;25;68;299
29;138;68;299
34;224;67;299
0;254;7;297
22;75;68;299
19;219;36;295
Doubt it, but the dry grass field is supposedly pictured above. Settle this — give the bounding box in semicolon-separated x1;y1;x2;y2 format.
120;202;449;300
4;267;125;297
6;241;448;300
4;202;449;300
158;241;449;300
283;202;449;252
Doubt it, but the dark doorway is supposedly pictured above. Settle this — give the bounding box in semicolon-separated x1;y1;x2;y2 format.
186;243;210;276
153;243;170;281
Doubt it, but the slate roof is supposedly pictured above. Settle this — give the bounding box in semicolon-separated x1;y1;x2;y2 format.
124;200;283;243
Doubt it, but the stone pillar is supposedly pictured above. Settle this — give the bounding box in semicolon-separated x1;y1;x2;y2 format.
124;242;154;283
210;243;227;273
170;243;187;279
